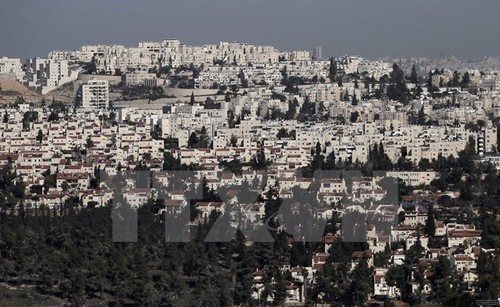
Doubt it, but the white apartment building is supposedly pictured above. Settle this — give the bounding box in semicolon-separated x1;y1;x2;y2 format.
81;79;109;110
24;58;76;93
385;171;437;186
0;57;24;81
124;72;165;87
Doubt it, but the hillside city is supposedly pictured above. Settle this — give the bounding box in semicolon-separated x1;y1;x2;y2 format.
0;39;499;306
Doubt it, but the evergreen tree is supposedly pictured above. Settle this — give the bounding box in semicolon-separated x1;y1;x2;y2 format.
351;93;358;106
36;129;44;143
424;205;436;237
461;72;471;88
190;92;195;105
450;71;461;86
187;132;199;148
323;150;336;170
198;126;210;148
328;57;337;82
387;63;411;104
410;64;418;84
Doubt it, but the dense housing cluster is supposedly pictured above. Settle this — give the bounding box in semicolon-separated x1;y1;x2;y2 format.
0;38;499;305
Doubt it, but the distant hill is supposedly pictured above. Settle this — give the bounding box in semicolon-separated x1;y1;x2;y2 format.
43;82;76;104
0;76;77;105
0;77;41;105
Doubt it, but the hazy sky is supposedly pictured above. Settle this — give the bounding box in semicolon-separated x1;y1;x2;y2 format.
1;0;499;60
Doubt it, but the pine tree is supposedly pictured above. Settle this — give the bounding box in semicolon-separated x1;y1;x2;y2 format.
410;64;418;84
329;57;337;82
36;129;44;143
387;63;411;104
190;92;195;105
424;205;436;237
351;93;358;106
187;132;199;148
199;126;209;148
323;150;336;170
452;71;461;86
461;72;471;88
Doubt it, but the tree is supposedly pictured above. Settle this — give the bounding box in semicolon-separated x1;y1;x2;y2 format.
350;111;359;123
348;259;373;305
405;231;424;266
409;64;418;84
450;71;461;87
429;256;461;301
387;63;411;104
190;92;195;105
323;150;336;170
238;70;249;88
328;57;338;82
307;142;325;172
251;144;268;170
286;98;300;120
198;126;210;148
424;205;436;237
386;265;407;294
224;92;231;102
461;72;471;88
143;152;152;161
351;93;358;106
417;106;426;125
187;132;199;148
343;91;350;102
230;135;238;147
276;128;291;139
273;270;288;305
61;181;70;192
476;252;500;299
22;111;38;129
36;129;44;143
48;112;59;122
85;137;94;149
219;159;243;176
297;97;315;122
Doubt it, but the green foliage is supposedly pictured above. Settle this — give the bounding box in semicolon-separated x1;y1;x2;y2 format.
351;93;358;106
1;190;327;305
448;71;462;87
48;112;59;122
36;129;44;143
368;142;393;171
250;145;269;170
162;152;197;171
409;64;418;84
350;111;359;123
461;72;471;88
424;204;436;237
328;58;338;83
297;97;316;122
219;159;243;175
187;126;210;148
387;63;411;104
0;161;25;209
22;111;38;129
429;256;467;302
276;128;294;140
476;252;500;300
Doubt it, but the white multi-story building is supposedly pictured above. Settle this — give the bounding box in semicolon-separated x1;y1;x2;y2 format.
0;57;24;81
24;58;76;93
80;79;109;110
124;72;165;87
